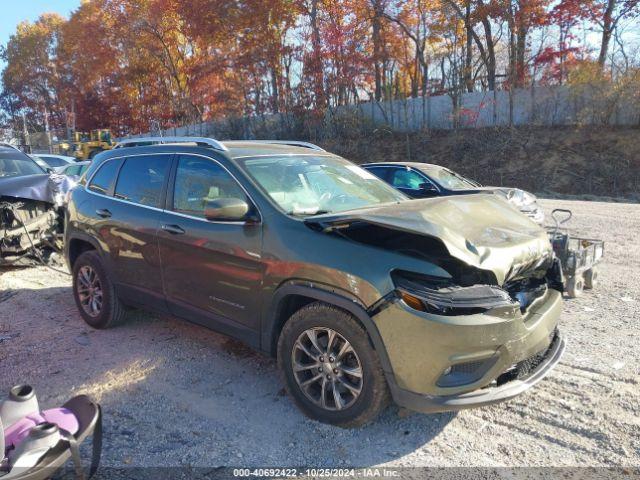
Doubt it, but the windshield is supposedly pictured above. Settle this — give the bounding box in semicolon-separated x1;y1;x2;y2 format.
240;155;406;215
419;166;478;190
0;151;46;178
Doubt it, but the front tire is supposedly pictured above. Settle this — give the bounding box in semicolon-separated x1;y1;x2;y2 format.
277;302;389;428
72;250;126;329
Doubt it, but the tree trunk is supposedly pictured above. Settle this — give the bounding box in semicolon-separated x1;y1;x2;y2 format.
270;65;279;113
598;0;616;68
309;0;326;109
464;1;474;92
515;22;528;88
481;17;496;91
372;0;384;101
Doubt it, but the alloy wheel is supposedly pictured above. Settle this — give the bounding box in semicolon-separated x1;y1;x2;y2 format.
291;327;363;411
76;265;103;318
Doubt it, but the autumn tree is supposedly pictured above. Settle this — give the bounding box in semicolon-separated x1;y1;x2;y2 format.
1;0;638;135
381;0;443;97
590;0;640;68
1;14;65;129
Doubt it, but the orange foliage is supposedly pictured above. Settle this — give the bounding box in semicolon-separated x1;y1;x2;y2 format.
1;0;634;135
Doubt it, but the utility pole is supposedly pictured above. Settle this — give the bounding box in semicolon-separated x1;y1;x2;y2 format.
44;107;53;153
21;112;31;153
66;106;72;142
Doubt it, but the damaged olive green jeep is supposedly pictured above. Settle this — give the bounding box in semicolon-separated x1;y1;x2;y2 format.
65;138;565;427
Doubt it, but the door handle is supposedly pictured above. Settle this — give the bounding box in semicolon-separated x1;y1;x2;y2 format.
96;208;112;218
161;224;185;235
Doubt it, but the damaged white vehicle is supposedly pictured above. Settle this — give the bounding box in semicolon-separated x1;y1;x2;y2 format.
0;144;70;266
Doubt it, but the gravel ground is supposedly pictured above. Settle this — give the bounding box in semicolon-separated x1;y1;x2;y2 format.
1;198;639;471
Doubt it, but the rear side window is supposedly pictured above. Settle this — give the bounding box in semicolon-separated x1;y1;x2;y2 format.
114;155;171;208
88;159;122;195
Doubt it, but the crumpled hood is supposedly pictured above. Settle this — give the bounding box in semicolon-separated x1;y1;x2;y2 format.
0;174;57;203
308;194;552;285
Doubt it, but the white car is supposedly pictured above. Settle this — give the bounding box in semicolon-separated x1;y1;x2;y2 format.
30;154;76;172
56;161;91;179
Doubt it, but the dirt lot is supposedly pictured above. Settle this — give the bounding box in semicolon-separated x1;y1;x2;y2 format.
1;198;639;470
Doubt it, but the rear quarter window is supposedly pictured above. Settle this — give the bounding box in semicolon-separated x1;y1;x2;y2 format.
88;159;123;195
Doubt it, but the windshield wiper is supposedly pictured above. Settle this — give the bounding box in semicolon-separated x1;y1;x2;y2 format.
287;209;331;217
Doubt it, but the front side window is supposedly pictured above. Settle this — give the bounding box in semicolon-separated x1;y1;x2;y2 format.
114;155;170;207
88;159;122;195
239;155;405;216
172;155;247;218
390;167;427;190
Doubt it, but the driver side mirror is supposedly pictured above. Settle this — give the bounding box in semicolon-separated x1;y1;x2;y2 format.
204;198;251;222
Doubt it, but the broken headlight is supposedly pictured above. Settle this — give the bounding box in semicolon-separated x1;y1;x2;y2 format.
392;270;518;316
506;189;537;208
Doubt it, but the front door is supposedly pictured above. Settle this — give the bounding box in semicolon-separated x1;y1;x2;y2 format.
388;167;439;198
158;154;264;345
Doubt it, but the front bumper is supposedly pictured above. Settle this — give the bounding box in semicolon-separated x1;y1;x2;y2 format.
392;331;565;413
372;288;564;412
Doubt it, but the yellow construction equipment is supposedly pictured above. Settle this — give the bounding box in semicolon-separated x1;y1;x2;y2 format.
71;129;115;160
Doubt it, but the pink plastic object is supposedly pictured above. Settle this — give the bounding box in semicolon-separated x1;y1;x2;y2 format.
3;408;79;453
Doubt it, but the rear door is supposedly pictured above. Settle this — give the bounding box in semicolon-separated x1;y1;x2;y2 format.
87;154;172;310
157;154;263;345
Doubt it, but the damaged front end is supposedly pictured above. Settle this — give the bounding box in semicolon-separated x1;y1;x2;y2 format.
0;175;65;266
306;194;565;410
307;194;563;298
385;255;563;319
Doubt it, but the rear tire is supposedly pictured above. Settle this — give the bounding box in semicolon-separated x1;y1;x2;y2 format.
566;275;584;298
72;250;126;329
584;268;598;290
277;302;390;428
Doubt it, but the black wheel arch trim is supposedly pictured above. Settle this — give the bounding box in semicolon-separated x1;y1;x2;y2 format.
64;232;105;271
263;281;399;389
